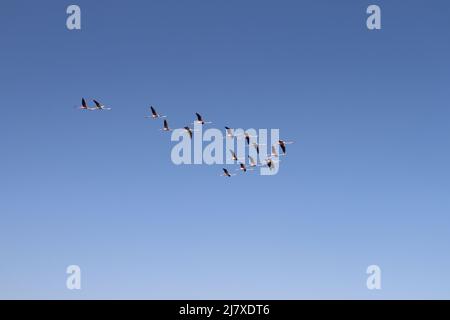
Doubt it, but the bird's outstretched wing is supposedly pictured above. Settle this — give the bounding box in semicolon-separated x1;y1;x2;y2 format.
184;127;193;139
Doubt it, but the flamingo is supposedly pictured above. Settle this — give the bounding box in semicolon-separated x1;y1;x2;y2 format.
229;149;243;162
271;145;279;158
248;155;258;167
266;158;275;170
160;119;172;132
278;139;294;155
243;132;257;145
265;157;281;170
194;113;212;125
252;142;265;155
145;106;166;119
236;162;253;173
183;126;193;139
78;98;94;110
93;99;111;110
221;168;235;177
224;127;235;139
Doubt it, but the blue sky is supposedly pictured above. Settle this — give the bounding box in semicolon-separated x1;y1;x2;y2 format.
0;0;449;299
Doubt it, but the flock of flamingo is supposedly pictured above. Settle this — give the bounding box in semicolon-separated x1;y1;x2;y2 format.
78;99;293;177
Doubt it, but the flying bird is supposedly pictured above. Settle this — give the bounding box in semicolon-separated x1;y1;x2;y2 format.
248;155;258;167
237;162;252;173
224;127;235;139
271;145;279;158
229;149;243;162
160;119;172;132
183;126;193;139
93;99;111;110
145;106;166;119
243;132;257;145
278;139;294;155
78;98;94;110
265;157;281;170
266;158;275;170
194;113;212;125
221;168;235;177
251;142;265;155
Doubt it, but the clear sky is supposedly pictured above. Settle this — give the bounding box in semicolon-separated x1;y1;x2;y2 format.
1;0;449;299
